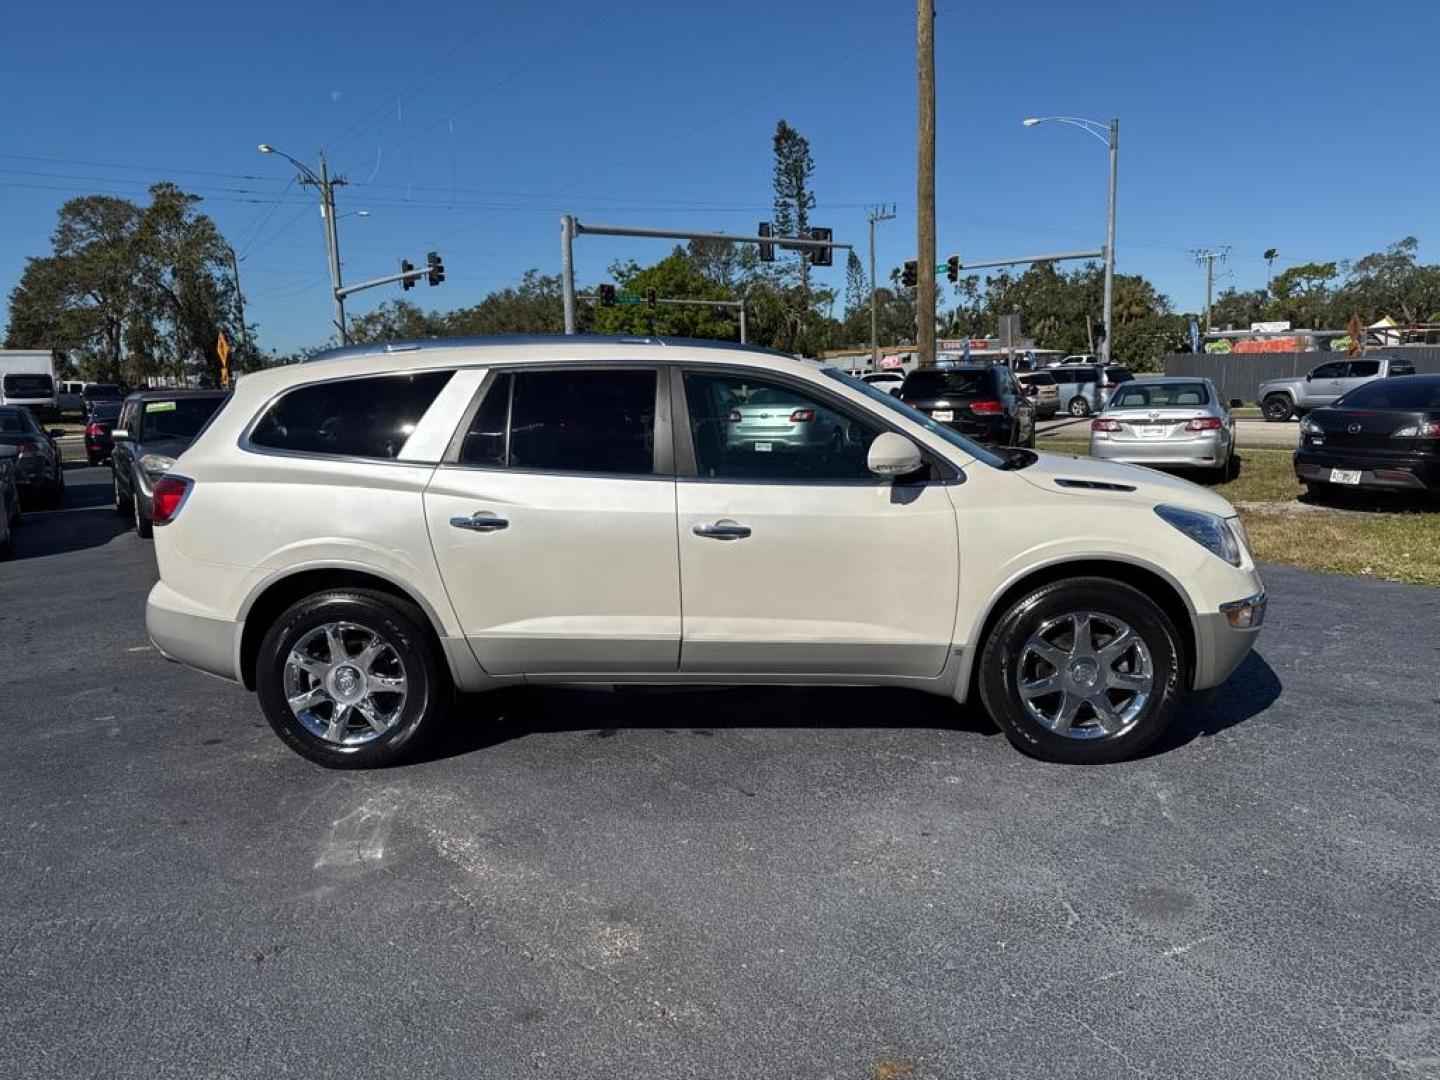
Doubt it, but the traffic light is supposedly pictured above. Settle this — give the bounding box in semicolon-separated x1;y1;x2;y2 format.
425;251;445;286
400;259;415;291
645;288;657;309
809;227;833;267
598;284;616;306
902;260;918;289
757;221;775;262
946;255;960;283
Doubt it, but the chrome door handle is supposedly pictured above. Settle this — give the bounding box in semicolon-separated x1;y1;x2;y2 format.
693;520;751;540
450;512;509;532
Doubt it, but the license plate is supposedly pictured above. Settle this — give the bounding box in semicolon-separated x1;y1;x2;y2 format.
1137;425;1166;438
932;409;954;422
754;441;772;453
1329;468;1361;485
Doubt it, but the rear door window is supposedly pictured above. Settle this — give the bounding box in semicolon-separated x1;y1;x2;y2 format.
1347;360;1381;378
250;371;453;460
457;368;657;475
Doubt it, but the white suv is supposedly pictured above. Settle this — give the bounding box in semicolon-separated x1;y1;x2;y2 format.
145;336;1265;768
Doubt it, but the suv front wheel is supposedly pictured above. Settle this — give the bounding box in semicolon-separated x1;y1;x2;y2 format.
978;578;1184;764
256;589;447;768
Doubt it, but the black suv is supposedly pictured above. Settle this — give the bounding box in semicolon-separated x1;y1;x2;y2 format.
111;389;227;538
898;364;1036;447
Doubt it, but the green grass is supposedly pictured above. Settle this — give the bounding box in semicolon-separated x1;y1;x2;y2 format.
1033;438;1439;587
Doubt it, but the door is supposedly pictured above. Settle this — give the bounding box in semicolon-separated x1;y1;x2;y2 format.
424;366;681;676
1302;361;1347;406
674;369;959;678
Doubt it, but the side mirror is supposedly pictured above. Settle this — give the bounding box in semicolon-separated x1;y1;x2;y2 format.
867;432;923;478
48;429;66;438
1229;398;1243;408
111;428;130;440
1305;373;1313;381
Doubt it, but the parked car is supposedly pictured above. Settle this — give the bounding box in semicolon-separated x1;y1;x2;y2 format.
0;405;65;506
1090;377;1235;476
1049;364;1134;417
0;445;20;555
860;371;905;395
57;379;88;416
111;389;227;538
898;364;1036;446
144;336;1264;770
1046;353;1098;368
84;400;124;465
1294;374;1440;498
1016;370;1060;419
1257;354;1415;421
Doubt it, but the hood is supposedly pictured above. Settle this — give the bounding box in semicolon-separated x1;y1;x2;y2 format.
1015;450;1237;518
1256;375;1299;392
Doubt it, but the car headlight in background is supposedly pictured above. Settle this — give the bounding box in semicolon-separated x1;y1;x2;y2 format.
1154;504;1244;566
139;453;176;478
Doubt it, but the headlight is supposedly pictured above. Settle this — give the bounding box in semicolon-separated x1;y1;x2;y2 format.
139;453;176;477
1154;504;1243;566
1298;416;1322;435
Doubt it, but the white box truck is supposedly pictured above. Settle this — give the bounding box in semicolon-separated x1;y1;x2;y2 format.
0;350;59;420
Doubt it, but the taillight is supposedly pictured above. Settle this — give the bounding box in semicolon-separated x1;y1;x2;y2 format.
1185;416;1223;431
18;440;39;457
788;408;816;423
969;399;1005;414
85;422;102;436
1392;421;1440;438
149;475;192;526
1091;418;1122;432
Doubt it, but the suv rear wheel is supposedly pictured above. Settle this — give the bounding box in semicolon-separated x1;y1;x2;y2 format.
255;589;446;768
978;578;1184;764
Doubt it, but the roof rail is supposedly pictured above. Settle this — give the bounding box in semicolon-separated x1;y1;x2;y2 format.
303;334;797;363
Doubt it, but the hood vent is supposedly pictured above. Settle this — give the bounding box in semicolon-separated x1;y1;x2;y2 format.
1054;478;1136;493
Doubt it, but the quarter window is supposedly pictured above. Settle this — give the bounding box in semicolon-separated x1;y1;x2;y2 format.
249;371;453;460
457;369;657;475
683;372;880;481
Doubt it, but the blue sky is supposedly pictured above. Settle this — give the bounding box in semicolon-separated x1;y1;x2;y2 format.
3;0;1436;353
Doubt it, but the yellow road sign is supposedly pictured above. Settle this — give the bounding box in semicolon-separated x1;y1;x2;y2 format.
216;331;231;367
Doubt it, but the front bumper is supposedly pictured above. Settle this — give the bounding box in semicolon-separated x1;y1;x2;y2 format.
1294;448;1440;493
146;582;242;683
1192;589;1266;690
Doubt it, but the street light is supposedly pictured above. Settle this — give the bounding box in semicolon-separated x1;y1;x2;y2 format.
1023;115;1119;363
257;142;350;343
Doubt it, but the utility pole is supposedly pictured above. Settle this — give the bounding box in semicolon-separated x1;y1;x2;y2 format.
561;214;577;334
916;0;937;368
225;245;251;372
1102;117;1118;364
1193;248;1229;334
867;204;896;369
257;144;349;344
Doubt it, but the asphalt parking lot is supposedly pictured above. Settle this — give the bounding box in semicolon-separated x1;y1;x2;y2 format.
3;465;1439;1079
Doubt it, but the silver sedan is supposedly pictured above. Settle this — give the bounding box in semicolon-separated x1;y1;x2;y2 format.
1088;377;1235;475
725;387;848;454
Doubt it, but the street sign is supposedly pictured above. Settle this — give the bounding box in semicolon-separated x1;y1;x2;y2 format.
216;331;230;367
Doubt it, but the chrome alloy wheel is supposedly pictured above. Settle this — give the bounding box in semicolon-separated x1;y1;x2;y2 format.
283;621;409;745
1016;611;1153;739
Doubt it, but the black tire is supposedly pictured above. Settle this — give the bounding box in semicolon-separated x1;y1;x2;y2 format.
133;490;153;539
978;577;1185;765
1068;396;1091;417
1220;449;1238;481
255;589;447;769
113;470;132;516
1262;394;1293;422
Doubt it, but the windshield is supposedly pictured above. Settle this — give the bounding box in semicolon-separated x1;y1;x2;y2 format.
823;368;1007;468
1335;377;1440;410
137;396;224;441
3;373;53;396
900;369;992;398
1110;382;1210;408
84;383;122;398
